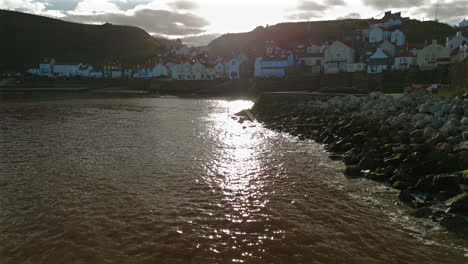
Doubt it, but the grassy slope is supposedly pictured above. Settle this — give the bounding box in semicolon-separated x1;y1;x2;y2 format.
400;20;457;44
0;9;168;71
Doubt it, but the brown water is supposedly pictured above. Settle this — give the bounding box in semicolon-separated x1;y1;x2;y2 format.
0;97;466;264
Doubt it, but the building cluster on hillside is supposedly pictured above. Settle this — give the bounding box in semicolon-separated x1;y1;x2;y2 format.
24;12;468;81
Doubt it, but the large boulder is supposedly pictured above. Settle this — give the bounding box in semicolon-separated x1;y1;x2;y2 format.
446;193;468;215
454;141;468;152
439;122;460;136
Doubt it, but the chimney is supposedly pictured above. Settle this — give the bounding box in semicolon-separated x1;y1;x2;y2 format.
385;11;391;17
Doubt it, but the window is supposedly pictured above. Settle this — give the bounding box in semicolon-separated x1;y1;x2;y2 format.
432;54;436;60
425;55;430;60
232;61;236;65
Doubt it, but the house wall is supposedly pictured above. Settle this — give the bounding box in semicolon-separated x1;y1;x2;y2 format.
323;41;355;73
394;57;415;70
391;30;406;46
369;26;383;43
417;41;451;70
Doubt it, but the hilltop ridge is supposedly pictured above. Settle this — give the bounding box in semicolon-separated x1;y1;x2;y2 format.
0;9;170;71
207;18;457;56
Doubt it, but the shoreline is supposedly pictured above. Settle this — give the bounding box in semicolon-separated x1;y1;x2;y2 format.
244;91;468;238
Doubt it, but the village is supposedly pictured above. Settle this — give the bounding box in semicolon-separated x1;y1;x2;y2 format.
23;12;468;87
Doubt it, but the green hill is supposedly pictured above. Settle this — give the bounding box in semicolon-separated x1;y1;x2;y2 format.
208;19;457;56
400;20;457;44
0;9;170;71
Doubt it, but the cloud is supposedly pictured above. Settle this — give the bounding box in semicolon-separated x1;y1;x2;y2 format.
286;11;324;20
167;0;199;10
110;0;153;11
336;12;361;19
65;9;209;35
297;0;327;11
72;0;122;14
179;33;222;46
0;0;47;12
324;0;346;6
362;0;424;9
287;0;329;20
420;0;468;22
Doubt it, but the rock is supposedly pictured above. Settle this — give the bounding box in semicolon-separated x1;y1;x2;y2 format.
412;113;427;121
446;193;468;215
462;117;468;126
451;105;463;115
429;118;444;129
423;127;437;139
409;207;433;218
439;122;460;136
440;215;468;235
415;175;435;192
434;142;453;152
429;103;442;113
399;189;415;203
418;103;431;113
454;141;468;152
393;180;409;190
462;131;468;140
344;165;361;177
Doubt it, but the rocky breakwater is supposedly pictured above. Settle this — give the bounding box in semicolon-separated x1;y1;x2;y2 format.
249;92;468;236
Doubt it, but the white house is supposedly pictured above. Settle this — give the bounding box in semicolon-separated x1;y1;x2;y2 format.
254;55;294;78
347;63;366;72
394;51;416;71
54;62;81;77
391;29;406;46
446;32;468;52
459;19;468;28
103;64;122;79
369;25;384;43
151;63;169;78
90;67;103;78
368;48;391;74
171;62;216;80
379;40;397;57
39;57;55;77
78;64;93;78
214;62;225;79
298;55;323;73
224;57;241;80
323;41;355;74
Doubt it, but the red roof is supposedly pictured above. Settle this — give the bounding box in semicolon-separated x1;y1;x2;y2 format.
396;51;415;57
451;47;460;56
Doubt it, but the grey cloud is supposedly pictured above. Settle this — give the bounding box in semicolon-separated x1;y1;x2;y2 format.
168;0;199;10
336;12;361;19
179;33;222;46
110;0;153;11
362;0;424;9
286;11;323;20
325;0;346;6
34;0;80;11
65;9;209;35
419;0;468;22
298;0;327;11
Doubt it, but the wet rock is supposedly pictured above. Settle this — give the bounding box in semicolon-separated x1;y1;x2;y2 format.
446;193;468;215
415;175;435;192
462;117;468;126
439;122;459;136
399;189;415;203
358;156;380;170
409;207;433;218
454;141;468;152
344;165;361;177
434;142;453;153
441;215;468;236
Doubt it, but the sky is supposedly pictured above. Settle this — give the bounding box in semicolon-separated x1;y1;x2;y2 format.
1;0;467;46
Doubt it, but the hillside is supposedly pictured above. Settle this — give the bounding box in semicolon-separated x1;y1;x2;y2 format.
208;19;457;56
0;10;169;71
400;20;457;44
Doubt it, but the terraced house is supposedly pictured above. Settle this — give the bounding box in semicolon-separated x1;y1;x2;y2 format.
416;40;451;71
